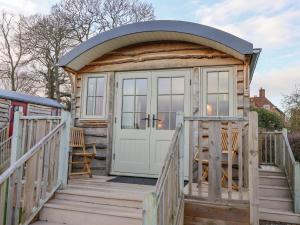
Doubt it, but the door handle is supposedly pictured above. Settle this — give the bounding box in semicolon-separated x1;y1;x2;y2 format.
141;114;151;127
152;114;161;128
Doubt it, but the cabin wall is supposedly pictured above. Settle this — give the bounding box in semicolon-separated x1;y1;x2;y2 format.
27;104;60;116
0;99;10;129
73;41;250;175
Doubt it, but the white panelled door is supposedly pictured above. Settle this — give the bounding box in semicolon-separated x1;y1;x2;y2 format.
113;69;190;177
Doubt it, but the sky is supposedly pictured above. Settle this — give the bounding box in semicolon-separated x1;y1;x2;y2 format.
0;0;299;110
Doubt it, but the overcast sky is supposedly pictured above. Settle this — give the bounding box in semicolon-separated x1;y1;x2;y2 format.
1;0;299;109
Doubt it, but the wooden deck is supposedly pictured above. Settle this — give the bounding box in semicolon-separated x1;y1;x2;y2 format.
68;175;155;196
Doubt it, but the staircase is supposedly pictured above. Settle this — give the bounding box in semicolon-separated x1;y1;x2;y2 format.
259;166;300;224
31;176;153;225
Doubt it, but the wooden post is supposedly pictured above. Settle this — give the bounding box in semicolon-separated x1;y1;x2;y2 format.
294;162;300;213
248;112;259;225
142;192;157;225
6;111;22;225
208;121;221;201
58;111;71;189
282;129;287;168
10;111;22;162
176;112;184;191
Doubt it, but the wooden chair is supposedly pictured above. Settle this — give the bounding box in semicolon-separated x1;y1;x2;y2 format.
69;127;96;178
194;129;239;190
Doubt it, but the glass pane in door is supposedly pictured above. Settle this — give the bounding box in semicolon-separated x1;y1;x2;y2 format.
121;78;148;129
157;77;184;130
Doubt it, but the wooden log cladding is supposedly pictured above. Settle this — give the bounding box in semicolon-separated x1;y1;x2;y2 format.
79;41;243;73
0;99;10;129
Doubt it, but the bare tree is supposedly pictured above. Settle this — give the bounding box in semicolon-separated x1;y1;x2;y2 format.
0;12;36;94
22;14;71;101
52;0;154;43
101;0;154;30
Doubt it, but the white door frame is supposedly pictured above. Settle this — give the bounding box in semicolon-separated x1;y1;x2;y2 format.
111;69;191;178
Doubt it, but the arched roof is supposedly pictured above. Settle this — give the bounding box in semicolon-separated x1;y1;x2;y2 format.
59;20;260;77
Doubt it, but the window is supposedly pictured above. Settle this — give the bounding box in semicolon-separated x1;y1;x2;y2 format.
203;68;235;116
157;77;184;130
82;74;107;119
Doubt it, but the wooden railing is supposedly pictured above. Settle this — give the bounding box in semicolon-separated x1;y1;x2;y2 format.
0;137;11;172
0;125;10;172
259;131;283;165
259;129;300;213
0;111;70;225
0;125;9;144
143;116;185;225
185;116;246;201
185;112;259;225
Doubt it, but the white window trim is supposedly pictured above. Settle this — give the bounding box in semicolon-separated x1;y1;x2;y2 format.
201;66;236;117
81;73;108;120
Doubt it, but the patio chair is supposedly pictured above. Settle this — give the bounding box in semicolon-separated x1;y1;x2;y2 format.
69;127;96;178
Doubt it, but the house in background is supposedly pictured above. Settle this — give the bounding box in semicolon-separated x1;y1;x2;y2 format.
250;88;285;118
0;89;62;134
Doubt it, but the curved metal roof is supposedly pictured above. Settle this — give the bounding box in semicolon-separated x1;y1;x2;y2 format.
59;20;255;71
0;89;63;108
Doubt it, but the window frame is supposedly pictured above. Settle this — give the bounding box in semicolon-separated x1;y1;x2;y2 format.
81;73;108;120
201;67;236;117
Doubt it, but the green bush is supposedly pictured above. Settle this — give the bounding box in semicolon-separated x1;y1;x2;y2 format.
251;107;284;130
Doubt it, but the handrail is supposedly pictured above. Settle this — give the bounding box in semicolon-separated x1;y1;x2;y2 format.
20;116;61;120
0;121;65;184
143;122;184;225
282;132;296;165
184;116;246;121
155;125;181;193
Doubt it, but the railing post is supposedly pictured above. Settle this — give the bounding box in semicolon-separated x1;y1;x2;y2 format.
248;112;259;225
282;128;287;169
10;111;22;163
143;192;157;225
294;162;300;213
7;111;22;225
58;111;71;189
176;112;184;191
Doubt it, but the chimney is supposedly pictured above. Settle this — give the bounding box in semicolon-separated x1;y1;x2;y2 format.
259;88;265;98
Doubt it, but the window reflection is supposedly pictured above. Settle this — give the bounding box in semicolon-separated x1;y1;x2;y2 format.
86;77;105;116
121;78;148;129
206;71;229;116
157;77;184;130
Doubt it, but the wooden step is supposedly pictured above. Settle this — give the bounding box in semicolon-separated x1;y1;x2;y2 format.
259;185;291;198
259;175;288;187
55;188;144;208
31;222;67;225
259;170;285;177
259;208;300;224
39;199;142;225
259;196;293;211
